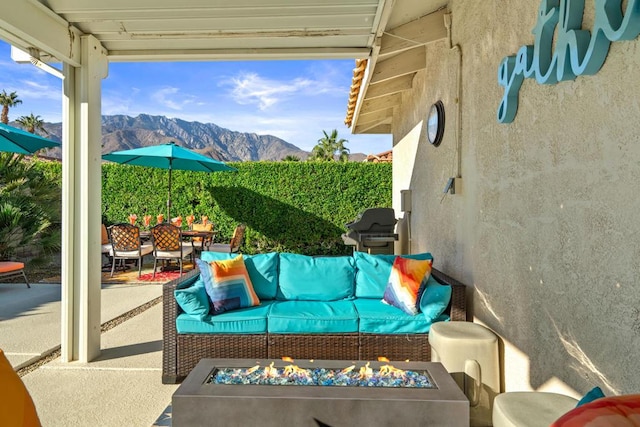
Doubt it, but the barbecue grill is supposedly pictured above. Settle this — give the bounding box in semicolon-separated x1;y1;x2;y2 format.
341;208;398;254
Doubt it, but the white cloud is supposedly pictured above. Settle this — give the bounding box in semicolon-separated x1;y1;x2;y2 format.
151;87;196;111
224;72;314;110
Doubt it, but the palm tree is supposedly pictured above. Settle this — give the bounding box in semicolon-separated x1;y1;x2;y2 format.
308;129;349;162
0;153;61;262
0;90;22;124
282;155;301;162
17;113;48;135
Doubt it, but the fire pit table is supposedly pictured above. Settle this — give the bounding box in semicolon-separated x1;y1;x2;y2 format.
172;358;469;426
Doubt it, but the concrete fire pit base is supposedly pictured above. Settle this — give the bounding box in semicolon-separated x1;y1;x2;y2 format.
172;359;469;427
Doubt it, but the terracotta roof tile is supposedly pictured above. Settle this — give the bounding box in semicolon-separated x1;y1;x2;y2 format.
344;58;367;127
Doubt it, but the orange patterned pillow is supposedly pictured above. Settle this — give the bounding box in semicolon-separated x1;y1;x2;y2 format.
0;349;41;426
196;255;260;315
551;395;640;426
382;257;433;315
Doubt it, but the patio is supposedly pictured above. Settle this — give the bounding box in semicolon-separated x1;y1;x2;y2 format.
0;279;175;426
2;0;640;424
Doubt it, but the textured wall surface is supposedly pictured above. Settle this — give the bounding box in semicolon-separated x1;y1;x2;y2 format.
393;0;640;396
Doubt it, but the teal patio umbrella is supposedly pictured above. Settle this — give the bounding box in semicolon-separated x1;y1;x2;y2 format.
0;123;60;154
102;141;236;219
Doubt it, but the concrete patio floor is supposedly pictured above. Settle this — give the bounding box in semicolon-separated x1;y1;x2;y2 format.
0;281;178;426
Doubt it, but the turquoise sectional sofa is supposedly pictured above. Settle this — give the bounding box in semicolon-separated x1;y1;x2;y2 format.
162;251;467;384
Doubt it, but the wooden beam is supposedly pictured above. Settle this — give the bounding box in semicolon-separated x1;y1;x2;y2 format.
370;46;425;85
357;108;395;127
361;93;401;114
356;115;392;133
380;9;447;57
365;74;414;99
354;122;392;134
0;1;82;66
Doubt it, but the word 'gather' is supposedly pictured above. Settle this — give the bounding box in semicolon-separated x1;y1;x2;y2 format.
497;0;640;123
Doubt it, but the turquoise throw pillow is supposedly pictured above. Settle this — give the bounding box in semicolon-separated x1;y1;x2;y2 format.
418;275;452;322
174;278;210;320
576;386;606;407
354;251;434;298
200;251;279;300
277;253;355;301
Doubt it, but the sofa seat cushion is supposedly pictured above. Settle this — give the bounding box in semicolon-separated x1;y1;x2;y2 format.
176;301;276;334
201;252;279;300
354;298;448;334
268;300;359;334
354;252;434;298
277;253;355;301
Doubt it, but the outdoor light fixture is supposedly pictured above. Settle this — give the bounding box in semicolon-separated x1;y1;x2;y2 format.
11;46;63;79
443;177;456;195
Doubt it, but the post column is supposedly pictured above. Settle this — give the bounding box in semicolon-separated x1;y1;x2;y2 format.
61;35;108;362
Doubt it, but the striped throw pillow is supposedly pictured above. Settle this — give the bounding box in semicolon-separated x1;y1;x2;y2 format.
196;255;260;315
382;257;433;315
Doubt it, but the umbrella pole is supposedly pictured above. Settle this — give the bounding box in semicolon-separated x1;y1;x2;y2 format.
167;165;172;220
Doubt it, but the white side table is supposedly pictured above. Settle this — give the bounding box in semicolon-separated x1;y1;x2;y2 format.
430;321;500;426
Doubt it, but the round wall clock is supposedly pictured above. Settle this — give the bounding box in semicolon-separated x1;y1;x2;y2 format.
427;100;445;146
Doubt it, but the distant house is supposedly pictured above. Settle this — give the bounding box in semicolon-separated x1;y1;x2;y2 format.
364;150;392;163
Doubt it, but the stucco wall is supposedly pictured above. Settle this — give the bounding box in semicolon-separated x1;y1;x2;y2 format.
393;0;640;396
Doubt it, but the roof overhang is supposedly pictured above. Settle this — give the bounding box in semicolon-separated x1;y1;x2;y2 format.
0;0;400;63
345;2;450;134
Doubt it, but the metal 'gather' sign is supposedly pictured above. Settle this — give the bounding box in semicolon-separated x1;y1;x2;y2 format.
497;0;640;123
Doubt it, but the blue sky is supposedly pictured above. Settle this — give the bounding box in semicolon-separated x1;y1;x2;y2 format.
0;40;390;154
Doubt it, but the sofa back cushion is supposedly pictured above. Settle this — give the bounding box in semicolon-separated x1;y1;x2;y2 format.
354;252;434;298
277;253;355;301
174;278;210;320
200;251;279;300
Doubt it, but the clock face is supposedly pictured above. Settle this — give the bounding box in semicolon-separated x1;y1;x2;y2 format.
427;101;445;146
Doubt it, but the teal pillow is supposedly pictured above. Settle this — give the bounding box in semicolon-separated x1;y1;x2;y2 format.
277;253;355;301
576;386;605;407
354;251;434;298
200;251;279;300
174;278;210;320
418;275;452;322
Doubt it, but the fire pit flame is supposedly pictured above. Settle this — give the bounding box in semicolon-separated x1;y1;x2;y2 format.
340;365;355;375
211;361;434;388
358;362;373;380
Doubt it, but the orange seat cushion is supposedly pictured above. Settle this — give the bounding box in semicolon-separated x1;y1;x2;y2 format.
0;349;41;426
0;262;25;273
191;223;213;242
101;224;109;244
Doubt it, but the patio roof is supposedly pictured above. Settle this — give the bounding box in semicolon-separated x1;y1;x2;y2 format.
0;0;445;364
345;3;450;134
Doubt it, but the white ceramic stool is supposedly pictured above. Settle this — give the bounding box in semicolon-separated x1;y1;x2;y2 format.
430;321;500;426
492;392;578;427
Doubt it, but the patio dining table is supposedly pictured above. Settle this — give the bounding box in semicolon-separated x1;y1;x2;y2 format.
140;229;217;243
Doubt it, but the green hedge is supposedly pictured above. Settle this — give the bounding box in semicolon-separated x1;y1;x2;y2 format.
36;161;392;255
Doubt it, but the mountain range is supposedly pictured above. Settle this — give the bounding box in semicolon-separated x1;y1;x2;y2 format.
34;114;366;162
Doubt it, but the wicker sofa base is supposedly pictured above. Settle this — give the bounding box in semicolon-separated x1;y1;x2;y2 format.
175;334;267;380
268;334;359;360
163;268;468;384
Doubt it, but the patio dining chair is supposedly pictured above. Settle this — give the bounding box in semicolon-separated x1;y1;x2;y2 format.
0;261;30;288
190;222;214;253
108;223;153;278
207;223;246;253
150;223;194;278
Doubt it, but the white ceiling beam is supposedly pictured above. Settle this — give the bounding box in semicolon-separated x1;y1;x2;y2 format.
107;47;371;62
356;116;392;133
357;107;395;126
365;74;414;99
379;9;447;58
361;92;401;113
56;4;377;22
355;122;391;134
370;46;425;84
0;1;82;66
